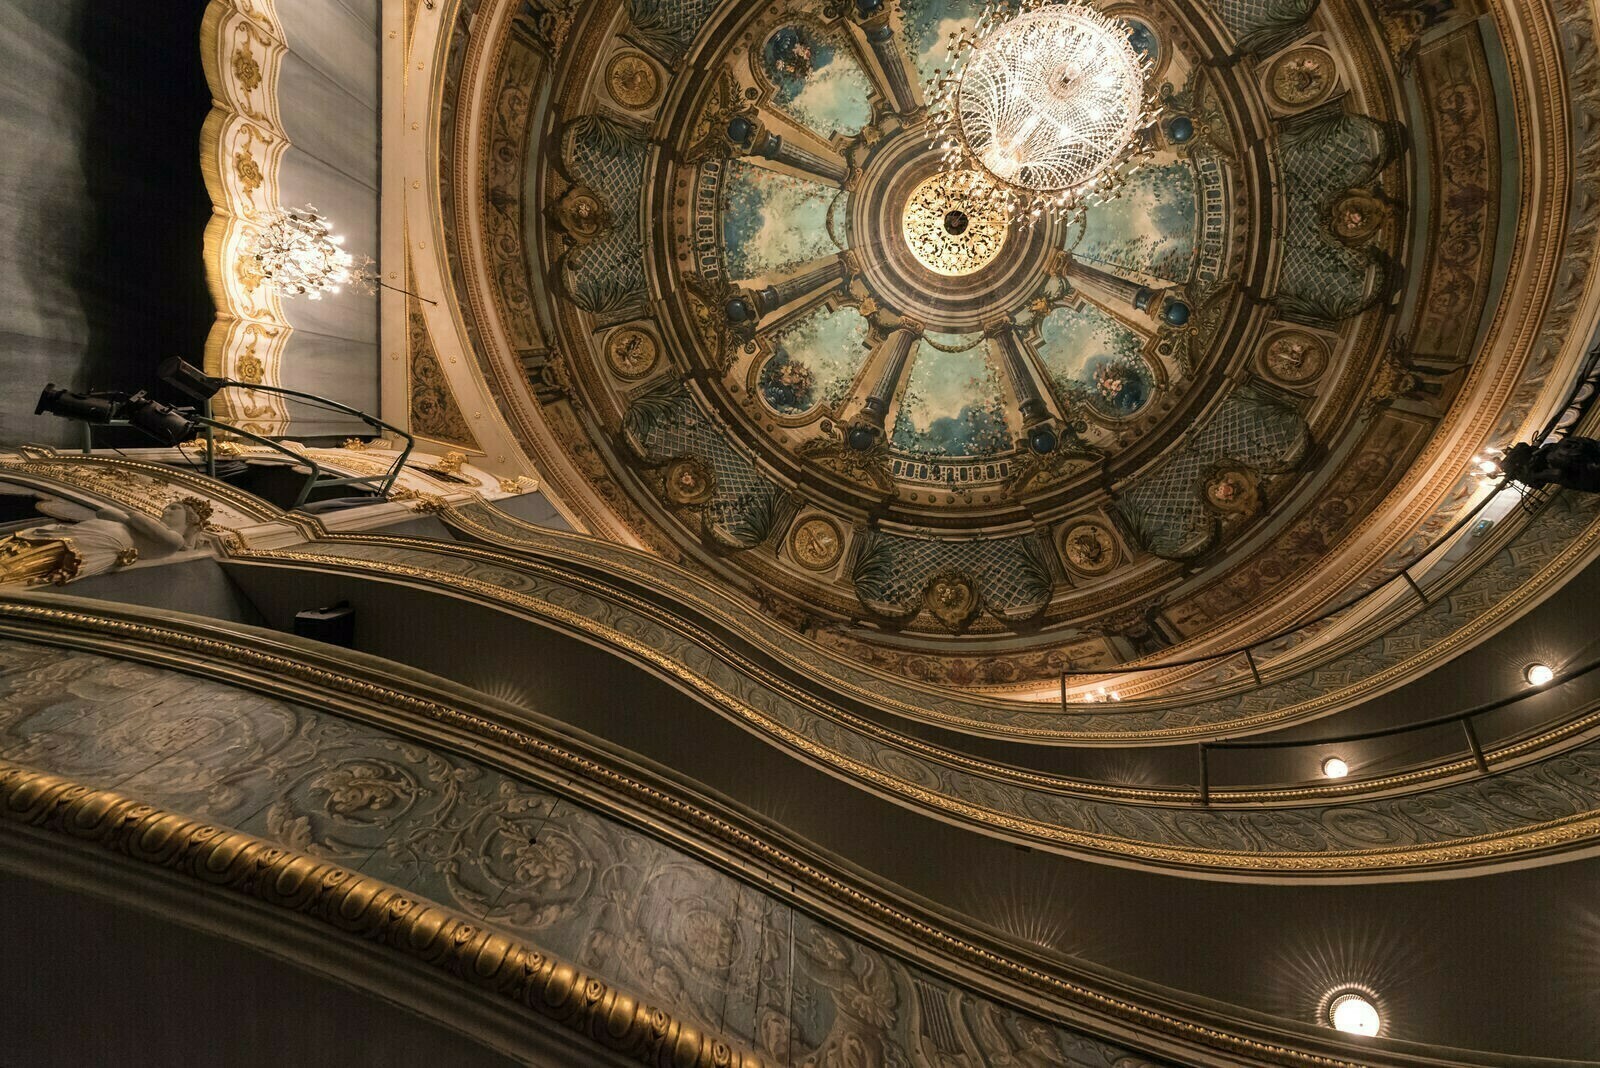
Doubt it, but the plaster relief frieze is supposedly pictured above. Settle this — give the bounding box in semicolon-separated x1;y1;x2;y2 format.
0;640;1169;1068
203;497;1600;876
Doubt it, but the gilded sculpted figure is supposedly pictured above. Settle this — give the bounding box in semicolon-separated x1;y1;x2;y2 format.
0;496;210;586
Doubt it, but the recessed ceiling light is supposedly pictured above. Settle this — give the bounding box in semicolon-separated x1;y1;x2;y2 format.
1321;756;1349;779
1327;990;1382;1036
1526;662;1555;686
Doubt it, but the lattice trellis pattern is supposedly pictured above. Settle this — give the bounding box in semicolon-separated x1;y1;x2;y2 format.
1276;111;1398;323
626;0;719;64
853;531;1053;619
624;382;783;548
563;115;648;322
1117;386;1308;558
1206;0;1317;53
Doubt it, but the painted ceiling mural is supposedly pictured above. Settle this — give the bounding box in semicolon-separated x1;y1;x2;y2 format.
444;0;1548;697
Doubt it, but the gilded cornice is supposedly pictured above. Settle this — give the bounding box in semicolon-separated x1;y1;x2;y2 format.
0;448;288;530
438;497;1600;745
0;597;1450;1066
199;0;294;434
0;760;772;1068
3;446;1592;751
213;533;1600;876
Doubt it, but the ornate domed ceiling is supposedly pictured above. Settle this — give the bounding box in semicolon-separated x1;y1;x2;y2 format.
441;0;1584;699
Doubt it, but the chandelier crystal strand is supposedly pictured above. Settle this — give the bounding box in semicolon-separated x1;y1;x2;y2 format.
243;205;376;300
929;0;1158;224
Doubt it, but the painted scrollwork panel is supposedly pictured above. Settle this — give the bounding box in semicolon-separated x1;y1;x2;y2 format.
201;0;293;432
0;635;1149;1063
247;534;1600;870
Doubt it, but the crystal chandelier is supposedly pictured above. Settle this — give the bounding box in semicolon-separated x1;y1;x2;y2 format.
928;0;1157;222
243;205;374;300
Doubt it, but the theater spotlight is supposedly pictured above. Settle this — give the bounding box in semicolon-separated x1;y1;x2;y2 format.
43;358;417;509
121;392;197;447
35;385;119;423
156;357;227;401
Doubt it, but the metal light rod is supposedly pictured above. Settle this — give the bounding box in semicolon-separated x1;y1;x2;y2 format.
158;358;416;503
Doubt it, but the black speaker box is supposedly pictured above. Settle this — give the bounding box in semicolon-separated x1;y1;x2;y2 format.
293;601;355;648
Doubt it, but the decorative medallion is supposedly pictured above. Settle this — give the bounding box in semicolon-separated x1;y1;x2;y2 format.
1266;47;1336;109
234;149;264;197
664;458;714;505
605;327;660;380
606;52;661;110
900;172;1009;277
231;48;262;93
1260;330;1329;385
923;570;980;631
1204;467;1262;516
1328;191;1390;244
1059;520;1120;576
789;515;844;571
553;186;611;242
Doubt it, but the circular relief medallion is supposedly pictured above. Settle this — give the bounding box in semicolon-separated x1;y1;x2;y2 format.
606;52;660;110
901;172;1009;277
556;188;610;241
1059;520;1120;576
664;458;714;505
1267;47;1335;109
923;570;979;630
1260;330;1329;385
790;515;844;571
1204;467;1262;516
1328;191;1390;244
606;327;660;379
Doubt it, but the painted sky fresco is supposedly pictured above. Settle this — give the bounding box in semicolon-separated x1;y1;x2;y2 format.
1037;305;1155;420
1071;160;1199;285
758;305;871;416
761;25;874;139
722;161;845;280
891;335;1011;457
898;0;984;86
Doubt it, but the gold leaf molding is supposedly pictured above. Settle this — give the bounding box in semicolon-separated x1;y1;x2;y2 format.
0;759;772;1068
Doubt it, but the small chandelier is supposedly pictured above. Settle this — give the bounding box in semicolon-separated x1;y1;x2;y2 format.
928;0;1157;222
243;205;375;300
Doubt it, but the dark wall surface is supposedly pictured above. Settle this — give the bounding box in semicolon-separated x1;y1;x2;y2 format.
0;867;524;1067
0;2;213;448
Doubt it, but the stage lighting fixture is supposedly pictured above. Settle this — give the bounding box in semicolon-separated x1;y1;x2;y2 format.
157;357;227;401
121;392;197;447
35;385;118;423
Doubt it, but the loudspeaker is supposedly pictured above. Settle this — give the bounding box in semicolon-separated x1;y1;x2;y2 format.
293;600;355;648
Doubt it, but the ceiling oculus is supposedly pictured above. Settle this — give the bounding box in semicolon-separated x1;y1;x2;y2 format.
901;171;1009;276
929;0;1156;222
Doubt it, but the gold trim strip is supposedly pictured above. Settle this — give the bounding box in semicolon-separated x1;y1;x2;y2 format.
220;545;1600;875
0;596;1369;1066
442;500;1600;745
345;518;1600;807
0;758;771;1068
